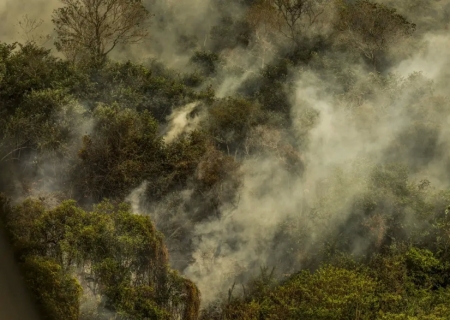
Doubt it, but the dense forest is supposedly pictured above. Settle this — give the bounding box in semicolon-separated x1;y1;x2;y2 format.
1;0;450;319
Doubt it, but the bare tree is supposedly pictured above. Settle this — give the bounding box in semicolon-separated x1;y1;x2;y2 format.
246;1;281;67
271;0;327;44
246;0;329;49
52;0;150;65
17;15;52;45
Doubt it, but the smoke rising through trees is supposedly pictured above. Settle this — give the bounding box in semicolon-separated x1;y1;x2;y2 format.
1;0;450;319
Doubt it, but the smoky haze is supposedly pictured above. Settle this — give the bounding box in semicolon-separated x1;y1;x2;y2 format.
179;59;450;303
0;0;59;46
136;0;450;305
2;0;450;311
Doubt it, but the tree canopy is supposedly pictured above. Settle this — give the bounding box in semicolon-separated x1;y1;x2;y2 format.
2;0;450;318
52;0;150;65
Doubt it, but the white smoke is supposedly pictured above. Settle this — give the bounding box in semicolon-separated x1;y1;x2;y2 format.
163;102;201;144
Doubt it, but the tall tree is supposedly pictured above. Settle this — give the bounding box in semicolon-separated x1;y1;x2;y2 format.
335;0;416;69
244;0;330;54
0;196;201;320
271;0;327;44
52;0;150;65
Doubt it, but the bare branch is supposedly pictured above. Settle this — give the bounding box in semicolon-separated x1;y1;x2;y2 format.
52;0;150;65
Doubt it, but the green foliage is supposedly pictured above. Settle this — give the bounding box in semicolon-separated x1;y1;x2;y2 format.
0;196;200;320
75;104;165;202
22;256;82;320
207;97;262;151
164;130;209;191
238;59;293;115
75;60;196;122
205;265;379;320
0;42;82;116
0;0;449;318
0;41;87;195
208;252;450;320
405;247;442;289
190;51;221;76
4;89;85;156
